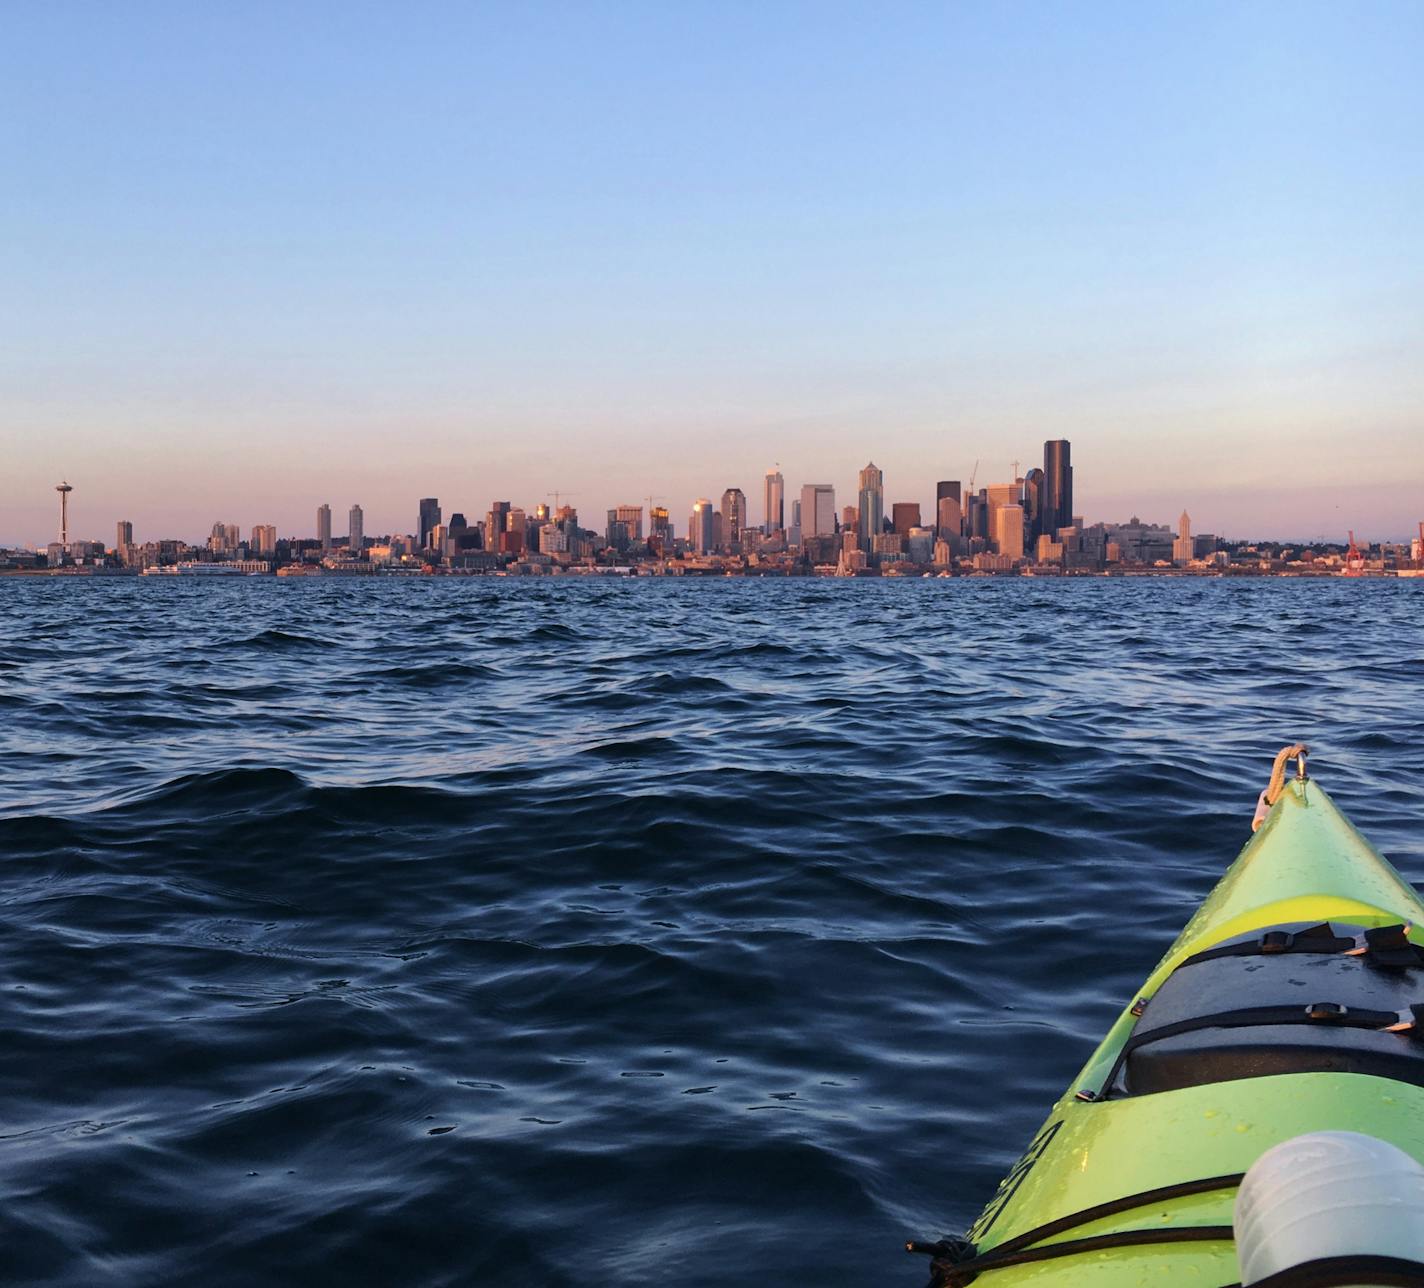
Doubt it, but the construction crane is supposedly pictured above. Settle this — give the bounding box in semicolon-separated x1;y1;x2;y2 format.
967;459;979;495
1344;530;1364;577
548;490;579;513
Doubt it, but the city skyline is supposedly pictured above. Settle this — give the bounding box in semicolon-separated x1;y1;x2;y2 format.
4;5;1423;546
4;455;1421;550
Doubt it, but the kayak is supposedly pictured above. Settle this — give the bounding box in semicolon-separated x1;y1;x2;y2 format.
911;748;1424;1286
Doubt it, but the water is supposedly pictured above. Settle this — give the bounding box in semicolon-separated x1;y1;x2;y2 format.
2;577;1422;1287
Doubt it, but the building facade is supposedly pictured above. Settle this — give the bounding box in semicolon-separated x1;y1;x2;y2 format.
1043;439;1073;534
764;470;784;534
856;463;884;548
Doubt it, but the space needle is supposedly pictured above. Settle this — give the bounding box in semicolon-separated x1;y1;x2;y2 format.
56;480;73;554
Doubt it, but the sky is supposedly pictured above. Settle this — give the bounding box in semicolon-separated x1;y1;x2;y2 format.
3;0;1422;546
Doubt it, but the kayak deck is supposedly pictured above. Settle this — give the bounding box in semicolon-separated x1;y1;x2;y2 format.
936;777;1424;1286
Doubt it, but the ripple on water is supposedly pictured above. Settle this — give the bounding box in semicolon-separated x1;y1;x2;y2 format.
1;577;1422;1286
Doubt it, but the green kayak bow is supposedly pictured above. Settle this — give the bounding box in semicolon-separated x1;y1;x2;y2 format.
913;748;1424;1287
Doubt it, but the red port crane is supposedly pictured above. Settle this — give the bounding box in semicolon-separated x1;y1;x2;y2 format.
1343;530;1365;577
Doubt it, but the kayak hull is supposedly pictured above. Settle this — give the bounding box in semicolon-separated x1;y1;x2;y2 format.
950;778;1424;1285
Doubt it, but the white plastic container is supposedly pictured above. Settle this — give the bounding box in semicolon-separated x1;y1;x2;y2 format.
1234;1131;1424;1284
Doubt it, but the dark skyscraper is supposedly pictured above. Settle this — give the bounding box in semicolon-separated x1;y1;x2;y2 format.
936;480;962;507
1043;440;1073;533
418;497;441;548
1022;467;1046;541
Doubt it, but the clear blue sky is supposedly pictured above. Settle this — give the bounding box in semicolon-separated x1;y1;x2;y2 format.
3;0;1421;544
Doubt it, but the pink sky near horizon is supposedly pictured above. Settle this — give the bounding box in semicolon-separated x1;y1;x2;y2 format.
4;420;1420;548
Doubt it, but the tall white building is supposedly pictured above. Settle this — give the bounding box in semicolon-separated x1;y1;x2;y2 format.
317;504;332;551
1173;511;1193;566
689;499;715;555
349;504;364;554
763;469;784;534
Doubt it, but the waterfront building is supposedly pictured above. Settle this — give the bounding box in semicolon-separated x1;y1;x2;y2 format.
690;499;714;554
788;498;802;548
1043;439;1073;534
116;520;133;550
800;484;836;538
418;498;441;549
349;504;364;554
1106;517;1174;564
251;524;277;555
317;504;332;551
1174;510;1193;566
720;489;747;551
856;463;884;548
891;502;921;536
1036;534;1065;564
764;470;784;534
906;527;935;563
649;506;672;550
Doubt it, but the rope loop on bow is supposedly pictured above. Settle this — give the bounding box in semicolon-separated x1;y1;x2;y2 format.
1252;744;1309;832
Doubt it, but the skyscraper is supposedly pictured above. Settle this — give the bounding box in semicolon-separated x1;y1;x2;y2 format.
1173;510;1193;566
1022;468;1046;542
349;504;364;554
936;495;962;544
418;498;441;549
985;482;1021;551
1043;440;1073;534
763;469;784;534
251;524;277;555
891;502;921;536
799;484;836;537
996;505;1025;559
690;499;714;555
116;519;133;549
317;504;331;551
856;463;883;548
486;502;511;551
936;480;962;507
720;488;747;550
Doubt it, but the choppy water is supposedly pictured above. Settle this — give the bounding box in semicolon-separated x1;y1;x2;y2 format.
2;577;1423;1286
